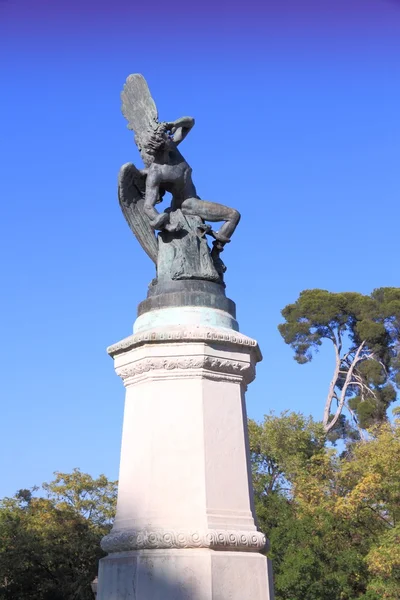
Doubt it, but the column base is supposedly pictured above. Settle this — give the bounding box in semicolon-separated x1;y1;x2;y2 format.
97;549;274;600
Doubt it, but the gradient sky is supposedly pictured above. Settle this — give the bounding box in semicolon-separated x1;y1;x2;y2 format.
1;0;399;497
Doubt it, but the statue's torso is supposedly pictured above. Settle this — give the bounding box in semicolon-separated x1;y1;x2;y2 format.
149;140;196;200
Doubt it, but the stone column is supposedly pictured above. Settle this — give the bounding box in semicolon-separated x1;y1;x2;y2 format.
97;283;274;599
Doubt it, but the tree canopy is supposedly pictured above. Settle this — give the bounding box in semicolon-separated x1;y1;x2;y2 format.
278;287;400;433
251;412;400;600
0;469;117;600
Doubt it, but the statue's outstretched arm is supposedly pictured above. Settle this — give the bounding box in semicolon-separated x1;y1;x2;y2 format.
167;116;195;145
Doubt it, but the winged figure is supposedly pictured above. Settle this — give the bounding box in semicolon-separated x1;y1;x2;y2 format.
118;74;240;268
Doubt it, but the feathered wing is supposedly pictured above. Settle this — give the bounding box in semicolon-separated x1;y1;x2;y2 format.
121;74;159;166
118;163;158;264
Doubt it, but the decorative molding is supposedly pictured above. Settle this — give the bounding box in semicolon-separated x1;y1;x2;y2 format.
115;355;255;385
108;325;262;362
101;527;267;553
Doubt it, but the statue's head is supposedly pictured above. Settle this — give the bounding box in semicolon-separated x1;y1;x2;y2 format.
145;122;170;156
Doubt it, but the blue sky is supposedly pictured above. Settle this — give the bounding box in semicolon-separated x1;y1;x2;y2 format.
0;0;399;497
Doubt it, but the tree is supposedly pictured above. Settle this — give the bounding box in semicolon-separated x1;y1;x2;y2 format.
42;468;117;527
248;412;326;575
278;288;400;434
336;420;400;600
0;470;117;600
249;412;326;498
249;412;373;600
249;411;400;600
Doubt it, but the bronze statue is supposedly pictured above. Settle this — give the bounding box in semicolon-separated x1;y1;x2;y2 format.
118;74;240;283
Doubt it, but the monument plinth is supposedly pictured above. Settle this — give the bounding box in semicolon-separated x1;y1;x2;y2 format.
96;74;274;599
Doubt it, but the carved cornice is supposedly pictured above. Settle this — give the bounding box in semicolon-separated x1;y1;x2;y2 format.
108;325;262;362
101;528;267;553
116;355;255;385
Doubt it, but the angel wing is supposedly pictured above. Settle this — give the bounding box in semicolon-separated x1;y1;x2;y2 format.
118;162;158;264
121;74;159;167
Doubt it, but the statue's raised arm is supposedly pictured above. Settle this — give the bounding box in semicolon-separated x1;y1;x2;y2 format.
166;116;195;145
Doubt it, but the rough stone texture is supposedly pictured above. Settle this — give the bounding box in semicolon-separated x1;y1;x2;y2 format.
98;550;275;600
97;317;274;599
157;210;220;284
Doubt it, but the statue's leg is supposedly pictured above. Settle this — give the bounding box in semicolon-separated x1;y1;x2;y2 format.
181;198;240;243
144;177;170;230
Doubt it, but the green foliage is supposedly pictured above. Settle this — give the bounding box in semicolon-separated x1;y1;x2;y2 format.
325;413;360;445
249;412;325;497
42;468;117;527
278;288;400;433
250;412;400;600
0;469;117;600
279;289;354;363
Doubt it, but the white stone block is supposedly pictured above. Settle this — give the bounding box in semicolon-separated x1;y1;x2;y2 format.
98;550;274;600
97;322;274;598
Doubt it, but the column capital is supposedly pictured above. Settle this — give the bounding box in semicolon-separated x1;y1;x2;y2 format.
107;325;262;387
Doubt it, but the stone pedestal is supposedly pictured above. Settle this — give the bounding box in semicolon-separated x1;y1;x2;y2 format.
97;284;274;599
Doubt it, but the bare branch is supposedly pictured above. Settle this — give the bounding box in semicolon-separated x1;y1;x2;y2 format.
344;401;366;440
326;325;339;348
323;343;342;429
350;379;378;400
337;326;343;353
324;341;366;433
342;350;354;363
375;358;388;376
364;505;395;528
